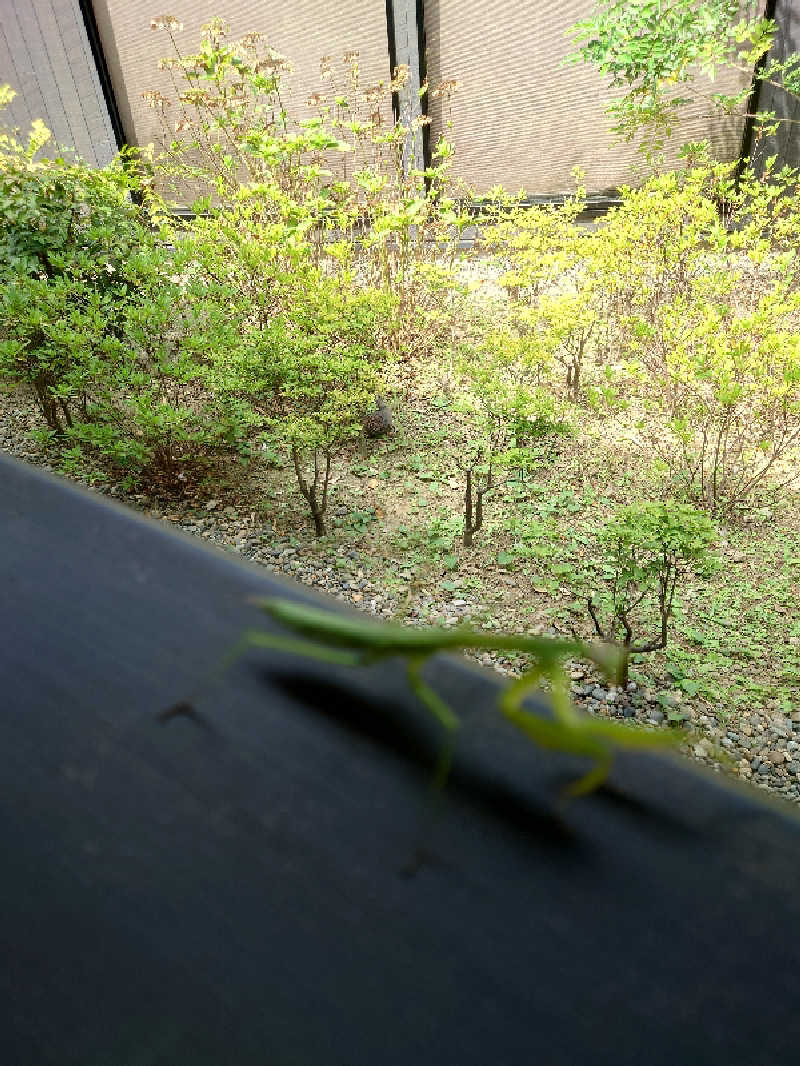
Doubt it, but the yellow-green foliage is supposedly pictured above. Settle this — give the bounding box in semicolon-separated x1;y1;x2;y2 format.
484;173;587;302
149;18;473;361
597;161;800;512
489;156;800;512
482;172;617;403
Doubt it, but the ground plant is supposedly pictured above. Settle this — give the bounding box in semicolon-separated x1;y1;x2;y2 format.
587;501;718;687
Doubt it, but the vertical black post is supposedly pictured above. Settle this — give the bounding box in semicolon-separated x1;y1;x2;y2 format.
416;0;431;172
385;0;401;124
76;0;127;151
385;0;425;175
735;0;778;181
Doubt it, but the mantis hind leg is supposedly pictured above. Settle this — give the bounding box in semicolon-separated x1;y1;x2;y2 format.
562;748;613;800
406;655;460;791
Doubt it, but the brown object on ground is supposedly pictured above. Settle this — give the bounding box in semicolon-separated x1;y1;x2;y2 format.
362;395;394;438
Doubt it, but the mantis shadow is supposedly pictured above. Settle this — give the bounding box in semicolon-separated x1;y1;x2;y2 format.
269;668;703;851
268;670;581;851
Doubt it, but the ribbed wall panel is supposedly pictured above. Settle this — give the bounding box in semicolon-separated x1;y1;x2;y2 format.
2;1;759;194
424;0;751;195
0;0;116;165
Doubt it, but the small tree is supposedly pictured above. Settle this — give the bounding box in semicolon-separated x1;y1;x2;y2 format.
461;461;494;548
587;501;717;686
565;0;788;167
455;332;543;548
454;330;572;546
230;270;393;536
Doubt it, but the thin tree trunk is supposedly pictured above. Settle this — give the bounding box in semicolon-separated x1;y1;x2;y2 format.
463;468;473;547
291;445;328;537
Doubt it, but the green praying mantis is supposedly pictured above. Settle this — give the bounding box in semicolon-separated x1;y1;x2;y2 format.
212;596;678;799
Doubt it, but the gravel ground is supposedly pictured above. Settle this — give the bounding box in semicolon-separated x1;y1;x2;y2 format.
3;388;799;807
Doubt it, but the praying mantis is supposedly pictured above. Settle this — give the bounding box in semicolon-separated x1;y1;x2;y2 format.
218;596;678;799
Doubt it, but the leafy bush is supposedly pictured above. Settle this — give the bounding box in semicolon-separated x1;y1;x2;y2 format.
482;175;618;403
506;386;574;450
148;17;473;361
565;0;787;164
178;182;396;532
0;102;236;487
640;283;800;513
600;161;800;513
587;501;717;685
0;272;118;435
482;175;587;303
256;275;394;536
0;97;144;283
454;337;533;547
78;247;252;487
478;158;800;514
0;226;252;487
451;329;575;546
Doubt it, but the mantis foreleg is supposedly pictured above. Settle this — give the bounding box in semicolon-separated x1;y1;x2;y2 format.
235;629;368;669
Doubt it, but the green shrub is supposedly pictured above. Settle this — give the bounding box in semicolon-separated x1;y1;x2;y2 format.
262;276;394;536
506;386;574;449
482;174;619;404
178;182;397;532
198;257;394;533
587;501;717;685
0;272;114;434
600;162;800;513
452;330;573;546
0;105;144;283
0;236;252;488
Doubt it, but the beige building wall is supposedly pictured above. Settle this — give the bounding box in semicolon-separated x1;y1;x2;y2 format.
3;1;755;195
92;0;393;159
423;0;751;196
0;0;117;165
